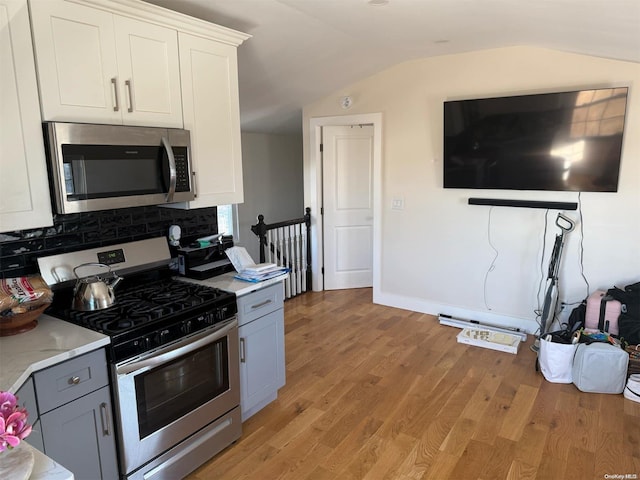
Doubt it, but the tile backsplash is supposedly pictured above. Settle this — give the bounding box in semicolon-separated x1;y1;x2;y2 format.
0;206;217;279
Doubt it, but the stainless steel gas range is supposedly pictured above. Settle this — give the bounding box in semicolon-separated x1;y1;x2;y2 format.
38;237;241;480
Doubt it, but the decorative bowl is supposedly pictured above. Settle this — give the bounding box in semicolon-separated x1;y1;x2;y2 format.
0;304;48;337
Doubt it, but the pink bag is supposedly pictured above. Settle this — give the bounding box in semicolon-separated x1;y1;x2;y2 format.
585;290;621;335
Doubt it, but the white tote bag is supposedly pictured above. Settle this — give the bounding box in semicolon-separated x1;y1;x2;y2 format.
538;335;578;383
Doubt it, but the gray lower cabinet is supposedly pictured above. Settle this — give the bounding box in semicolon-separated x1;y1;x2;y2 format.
40;385;118;480
237;282;286;421
31;348;118;480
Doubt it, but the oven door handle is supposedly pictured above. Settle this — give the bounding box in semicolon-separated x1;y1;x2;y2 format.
116;319;236;376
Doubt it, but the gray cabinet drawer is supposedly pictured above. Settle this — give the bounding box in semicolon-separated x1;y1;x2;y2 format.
237;283;284;326
34;349;109;414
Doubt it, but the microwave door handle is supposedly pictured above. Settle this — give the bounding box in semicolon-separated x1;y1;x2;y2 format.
162;136;177;203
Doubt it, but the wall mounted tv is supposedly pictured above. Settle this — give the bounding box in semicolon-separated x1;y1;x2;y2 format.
443;87;628;192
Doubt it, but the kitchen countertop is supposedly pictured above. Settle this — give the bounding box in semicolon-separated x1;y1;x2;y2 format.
0;441;74;480
181;271;289;297
0;314;110;394
28;442;74;480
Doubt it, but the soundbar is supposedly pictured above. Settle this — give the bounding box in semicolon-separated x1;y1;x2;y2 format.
468;198;578;210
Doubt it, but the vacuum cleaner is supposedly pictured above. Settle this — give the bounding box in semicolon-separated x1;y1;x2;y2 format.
532;212;576;352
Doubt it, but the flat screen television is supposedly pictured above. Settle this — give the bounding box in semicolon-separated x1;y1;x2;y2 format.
443;87;628;192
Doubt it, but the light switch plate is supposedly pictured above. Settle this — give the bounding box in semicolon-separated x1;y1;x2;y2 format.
392;197;404;210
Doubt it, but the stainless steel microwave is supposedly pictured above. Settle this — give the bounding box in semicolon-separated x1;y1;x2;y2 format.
44;122;195;214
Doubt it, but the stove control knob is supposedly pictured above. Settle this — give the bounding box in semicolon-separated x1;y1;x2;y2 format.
182;320;193;334
133;337;149;354
159;329;170;345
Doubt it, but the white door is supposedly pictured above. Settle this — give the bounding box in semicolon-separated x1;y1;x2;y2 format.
322;125;374;290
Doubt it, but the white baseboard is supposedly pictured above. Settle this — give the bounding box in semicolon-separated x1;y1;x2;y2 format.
373;290;539;335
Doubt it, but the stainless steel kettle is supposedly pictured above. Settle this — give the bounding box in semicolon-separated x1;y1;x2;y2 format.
72;263;123;311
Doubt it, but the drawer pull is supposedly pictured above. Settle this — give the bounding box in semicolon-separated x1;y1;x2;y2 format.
251;299;272;309
68;376;81;385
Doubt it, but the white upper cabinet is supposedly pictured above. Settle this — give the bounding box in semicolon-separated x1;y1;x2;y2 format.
29;0;183;127
173;33;244;207
0;0;53;233
112;16;182;127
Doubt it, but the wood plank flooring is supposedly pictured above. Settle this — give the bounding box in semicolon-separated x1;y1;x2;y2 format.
187;288;640;480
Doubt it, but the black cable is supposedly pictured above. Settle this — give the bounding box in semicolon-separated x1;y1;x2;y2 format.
578;192;590;297
483;206;499;310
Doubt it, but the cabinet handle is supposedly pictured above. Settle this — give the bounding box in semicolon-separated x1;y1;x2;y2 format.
240;338;246;363
125;79;133;113
68;376;80;385
111;78;119;112
251;299;272;309
192;171;197;198
99;402;111;436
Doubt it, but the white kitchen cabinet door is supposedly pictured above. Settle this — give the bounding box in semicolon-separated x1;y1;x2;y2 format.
29;0;182;128
29;0;121;124
173;32;244;208
238;309;285;421
113;16;182;127
0;0;53;232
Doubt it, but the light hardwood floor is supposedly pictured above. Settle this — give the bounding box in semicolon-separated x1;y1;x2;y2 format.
187;288;640;480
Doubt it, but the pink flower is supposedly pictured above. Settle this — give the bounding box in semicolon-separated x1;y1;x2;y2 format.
0;391;32;452
0;391;17;417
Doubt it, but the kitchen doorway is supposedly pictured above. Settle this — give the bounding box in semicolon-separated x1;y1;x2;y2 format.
308;113;382;293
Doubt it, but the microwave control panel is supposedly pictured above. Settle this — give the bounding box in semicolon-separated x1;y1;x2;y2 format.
174;154;190;192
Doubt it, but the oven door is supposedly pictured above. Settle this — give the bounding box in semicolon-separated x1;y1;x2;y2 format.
113;318;240;475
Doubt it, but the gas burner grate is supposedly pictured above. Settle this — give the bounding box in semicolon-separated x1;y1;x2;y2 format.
51;278;233;334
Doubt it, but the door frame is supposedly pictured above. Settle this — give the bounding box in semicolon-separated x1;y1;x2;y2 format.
308;113;382;293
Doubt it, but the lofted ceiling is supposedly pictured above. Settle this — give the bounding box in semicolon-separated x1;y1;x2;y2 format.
143;0;640;134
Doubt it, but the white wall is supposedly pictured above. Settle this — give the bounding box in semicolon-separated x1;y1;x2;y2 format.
235;132;304;262
303;46;640;333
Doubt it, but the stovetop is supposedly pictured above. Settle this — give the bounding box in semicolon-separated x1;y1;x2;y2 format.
38;237;238;363
47;272;237;363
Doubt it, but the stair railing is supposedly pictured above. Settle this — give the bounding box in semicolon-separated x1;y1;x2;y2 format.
251;207;311;298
